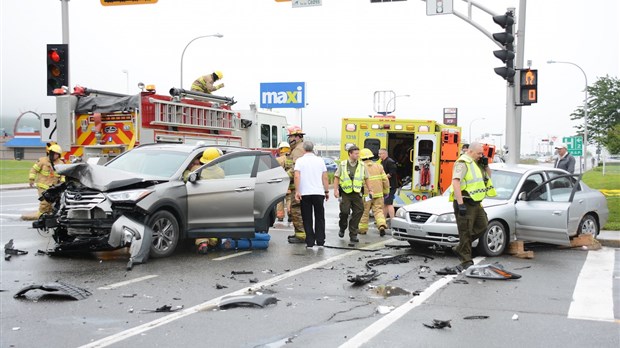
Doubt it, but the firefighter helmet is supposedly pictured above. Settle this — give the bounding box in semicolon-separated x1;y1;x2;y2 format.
287;125;305;137
360;148;374;160
214;71;224;80
200;147;223;164
48;144;62;154
278;141;290;149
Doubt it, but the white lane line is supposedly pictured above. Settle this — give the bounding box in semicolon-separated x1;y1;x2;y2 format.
0;203;38;207
97;275;159;290
212;251;252;261
0;213;23;219
79;239;393;348
340;256;485;348
0;224;32;228
568;247;615;322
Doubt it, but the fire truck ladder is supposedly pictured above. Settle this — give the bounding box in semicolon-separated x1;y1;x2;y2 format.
149;97;239;131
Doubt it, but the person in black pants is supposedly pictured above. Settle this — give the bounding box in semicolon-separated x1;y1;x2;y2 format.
294;141;330;247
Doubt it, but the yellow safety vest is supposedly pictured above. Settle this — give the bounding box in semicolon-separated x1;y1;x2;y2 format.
449;155;496;202
339;160;365;194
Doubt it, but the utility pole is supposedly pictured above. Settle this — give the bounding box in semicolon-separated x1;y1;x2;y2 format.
513;0;527;164
61;0;70;87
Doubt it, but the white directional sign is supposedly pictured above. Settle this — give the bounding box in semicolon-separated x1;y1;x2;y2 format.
40;113;57;142
292;0;321;8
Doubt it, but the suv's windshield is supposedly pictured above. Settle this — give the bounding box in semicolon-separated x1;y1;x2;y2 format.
488;169;522;200
106;150;189;178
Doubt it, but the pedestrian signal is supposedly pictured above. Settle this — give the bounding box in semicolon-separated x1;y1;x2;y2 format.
519;69;538;104
46;44;69;96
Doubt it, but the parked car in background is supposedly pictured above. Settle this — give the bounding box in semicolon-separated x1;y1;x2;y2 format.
34;144;289;268
323;157;338;173
391;164;609;256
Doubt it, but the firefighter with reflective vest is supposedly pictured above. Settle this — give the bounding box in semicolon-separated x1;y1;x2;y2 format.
191;71;224;94
285;126;306;243
439;142;496;274
358;148;390;237
276;141;291;222
28;143;65;215
333;145;372;243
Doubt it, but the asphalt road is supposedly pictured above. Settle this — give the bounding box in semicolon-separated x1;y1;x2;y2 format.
1;189;619;348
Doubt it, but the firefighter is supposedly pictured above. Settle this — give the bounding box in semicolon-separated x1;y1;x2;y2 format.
190;71;224;94
199;147;224;180
28;143;64;216
358;148;390;237
285;126;306;243
276;141;291;222
183;155;202;181
333;145;372;243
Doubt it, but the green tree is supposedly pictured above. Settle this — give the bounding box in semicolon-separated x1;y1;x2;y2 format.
570;75;620;152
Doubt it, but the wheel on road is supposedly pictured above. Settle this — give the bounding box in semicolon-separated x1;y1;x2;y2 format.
476;220;507;257
148;210;180;258
577;214;599;236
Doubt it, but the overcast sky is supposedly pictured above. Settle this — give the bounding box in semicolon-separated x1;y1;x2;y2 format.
1;0;618;154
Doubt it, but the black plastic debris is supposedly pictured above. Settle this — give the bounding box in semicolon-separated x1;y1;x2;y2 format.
14;281;92;300
347;270;381;285
231;270;253;275
4;239;28;261
423;319;452;329
215;283;228;290
514;265;532;270
35;249;49;256
142;305;184;313
453;279;469;284
249;278;259;284
218;294;278;309
464;315;489;320
465;263;522;280
412;290;422;296
122;293;137;298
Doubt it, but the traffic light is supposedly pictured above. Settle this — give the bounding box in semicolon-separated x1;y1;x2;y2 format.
46;44;69;96
492;11;515;84
519;69;538;104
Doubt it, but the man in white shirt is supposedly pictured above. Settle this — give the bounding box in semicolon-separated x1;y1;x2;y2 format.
294;141;329;247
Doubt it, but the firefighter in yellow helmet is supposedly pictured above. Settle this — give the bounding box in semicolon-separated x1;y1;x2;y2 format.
286;126;306;243
28;143;65;216
276;141;291;222
358;148;390;236
191;71;224;94
199;147;225;180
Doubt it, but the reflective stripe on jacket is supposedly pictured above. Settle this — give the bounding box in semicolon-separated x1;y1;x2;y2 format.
364;160;390;198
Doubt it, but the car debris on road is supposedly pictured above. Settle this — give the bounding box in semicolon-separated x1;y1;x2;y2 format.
423;319;452;329
14;281;92;301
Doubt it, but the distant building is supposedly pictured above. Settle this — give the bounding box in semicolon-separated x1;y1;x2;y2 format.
1;129;46;161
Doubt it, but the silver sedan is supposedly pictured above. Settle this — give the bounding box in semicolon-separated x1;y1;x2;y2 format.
391;164;609;256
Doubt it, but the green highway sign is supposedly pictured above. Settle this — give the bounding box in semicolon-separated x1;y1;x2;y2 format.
562;136;583;156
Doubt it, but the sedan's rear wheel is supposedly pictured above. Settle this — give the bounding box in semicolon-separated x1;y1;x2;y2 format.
577;214;599;236
476;221;507;257
148;210;180;258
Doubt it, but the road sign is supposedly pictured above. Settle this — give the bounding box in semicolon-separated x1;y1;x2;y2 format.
443;107;458;125
292;0;321;8
40;113;57;142
562;136;583;156
101;0;157;6
426;0;453;16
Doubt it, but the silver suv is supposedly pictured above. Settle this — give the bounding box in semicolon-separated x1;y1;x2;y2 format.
35;144;289;268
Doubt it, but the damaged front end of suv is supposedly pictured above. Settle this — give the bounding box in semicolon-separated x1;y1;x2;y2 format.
33;163;161;270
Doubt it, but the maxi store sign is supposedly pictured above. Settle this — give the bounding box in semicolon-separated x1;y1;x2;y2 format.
260;82;306;109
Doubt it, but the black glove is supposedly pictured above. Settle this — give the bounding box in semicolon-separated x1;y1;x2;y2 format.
479;156;489;167
458;204;467;216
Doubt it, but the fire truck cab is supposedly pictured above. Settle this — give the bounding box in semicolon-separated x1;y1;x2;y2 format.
340;116;494;207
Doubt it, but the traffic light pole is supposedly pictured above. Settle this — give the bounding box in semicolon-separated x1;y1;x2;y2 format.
61;0;70;44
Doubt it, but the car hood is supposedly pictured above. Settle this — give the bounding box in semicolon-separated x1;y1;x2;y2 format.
402;196;509;215
57;163;165;192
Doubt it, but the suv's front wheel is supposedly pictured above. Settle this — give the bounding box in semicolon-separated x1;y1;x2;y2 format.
148;210;180;258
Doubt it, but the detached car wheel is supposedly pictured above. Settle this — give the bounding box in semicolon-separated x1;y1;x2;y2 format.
148;210;180;258
476;220;507;257
578;214;599;236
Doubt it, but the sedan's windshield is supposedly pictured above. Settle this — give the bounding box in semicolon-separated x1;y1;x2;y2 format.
489;170;523;200
106;150;189;178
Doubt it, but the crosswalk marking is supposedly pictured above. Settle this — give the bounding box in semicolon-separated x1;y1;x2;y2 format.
568;247;615;322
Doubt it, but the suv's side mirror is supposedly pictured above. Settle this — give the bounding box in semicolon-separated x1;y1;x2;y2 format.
517;191;527;201
188;172;198;183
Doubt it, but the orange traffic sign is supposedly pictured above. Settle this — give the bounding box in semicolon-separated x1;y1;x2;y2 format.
101;0;158;6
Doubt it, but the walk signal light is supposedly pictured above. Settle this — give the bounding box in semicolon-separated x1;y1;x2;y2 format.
492;11;515;84
520;69;538;104
46;44;69;96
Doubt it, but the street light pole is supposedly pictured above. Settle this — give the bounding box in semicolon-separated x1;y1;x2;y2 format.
180;33;223;88
468;117;486;143
547;60;588;172
384;94;411;115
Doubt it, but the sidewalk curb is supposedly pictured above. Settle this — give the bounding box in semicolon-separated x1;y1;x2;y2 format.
597;238;620;248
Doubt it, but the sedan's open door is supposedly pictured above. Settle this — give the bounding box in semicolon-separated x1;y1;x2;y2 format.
513;174;581;246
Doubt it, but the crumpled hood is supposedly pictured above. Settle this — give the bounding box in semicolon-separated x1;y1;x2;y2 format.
57;163;164;192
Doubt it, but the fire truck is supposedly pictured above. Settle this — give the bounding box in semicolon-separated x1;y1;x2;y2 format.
340;116;495;207
52;86;288;163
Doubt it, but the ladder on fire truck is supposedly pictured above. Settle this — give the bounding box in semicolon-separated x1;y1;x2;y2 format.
150;88;240;131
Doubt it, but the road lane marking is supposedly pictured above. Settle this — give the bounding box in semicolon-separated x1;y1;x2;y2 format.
212;251;252;261
0;203;39;207
339;256;485;348
568;247;615;322
97;275;159;290
79;239;394;348
0;214;23;220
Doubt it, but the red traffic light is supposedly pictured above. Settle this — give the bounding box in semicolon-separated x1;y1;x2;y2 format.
46;44;69;96
48;50;61;63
